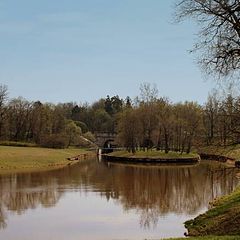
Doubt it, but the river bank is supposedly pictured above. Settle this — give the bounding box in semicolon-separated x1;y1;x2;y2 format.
103;150;200;164
174;145;240;238
183;186;240;237
0;146;94;174
197;145;240;166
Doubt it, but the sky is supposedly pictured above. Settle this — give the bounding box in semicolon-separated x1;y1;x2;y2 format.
0;0;216;104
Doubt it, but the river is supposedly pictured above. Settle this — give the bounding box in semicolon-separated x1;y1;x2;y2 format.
0;159;239;240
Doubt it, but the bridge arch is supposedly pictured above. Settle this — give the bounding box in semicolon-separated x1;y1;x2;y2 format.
94;132;117;148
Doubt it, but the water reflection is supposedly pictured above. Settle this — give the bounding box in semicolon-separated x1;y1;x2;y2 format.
0;159;239;236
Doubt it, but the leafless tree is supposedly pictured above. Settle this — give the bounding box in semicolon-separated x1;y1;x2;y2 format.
176;0;240;78
0;85;8;139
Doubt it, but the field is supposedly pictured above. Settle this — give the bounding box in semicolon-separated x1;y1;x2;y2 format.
0;146;93;173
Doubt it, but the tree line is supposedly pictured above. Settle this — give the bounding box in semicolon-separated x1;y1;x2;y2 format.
118;83;240;153
117;84;203;153
0;84;125;148
1;83;240;151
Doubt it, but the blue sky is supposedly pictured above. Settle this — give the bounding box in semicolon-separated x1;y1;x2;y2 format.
0;0;215;104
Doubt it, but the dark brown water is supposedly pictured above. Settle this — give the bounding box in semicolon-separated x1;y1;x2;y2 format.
0;159;239;240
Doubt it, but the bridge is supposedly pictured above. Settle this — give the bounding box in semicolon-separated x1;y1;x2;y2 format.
94;132;118;148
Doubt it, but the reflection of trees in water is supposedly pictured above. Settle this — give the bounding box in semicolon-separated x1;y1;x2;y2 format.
0;204;6;229
0;160;239;230
139;207;159;229
76;161;239;229
0;173;63;229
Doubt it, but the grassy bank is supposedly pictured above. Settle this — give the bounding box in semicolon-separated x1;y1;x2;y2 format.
163;145;240;240
107;150;199;159
184;186;240;236
0;146;94;173
0;141;38;147
164;236;240;240
197;145;240;160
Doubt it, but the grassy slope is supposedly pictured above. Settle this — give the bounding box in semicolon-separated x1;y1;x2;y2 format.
197;145;240;160
0;146;91;173
107;150;199;159
184;187;240;236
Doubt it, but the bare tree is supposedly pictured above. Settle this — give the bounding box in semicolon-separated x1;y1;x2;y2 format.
176;0;240;78
0;85;8;139
117;108;141;153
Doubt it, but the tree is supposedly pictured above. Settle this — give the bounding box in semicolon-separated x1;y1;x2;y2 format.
125;96;132;108
93;109;113;132
117;108;141;153
7;97;33;141
176;0;240;78
182;102;202;153
71;105;81;121
0;85;8;139
111;95;123;114
156;99;173;153
203;91;220;145
139;83;158;103
104;95;113;115
65;121;82;147
138;83;159;149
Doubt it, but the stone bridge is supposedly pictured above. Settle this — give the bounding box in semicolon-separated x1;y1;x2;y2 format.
94;132;117;148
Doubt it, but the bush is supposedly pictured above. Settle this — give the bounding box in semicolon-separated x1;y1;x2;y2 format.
74;121;88;133
83;132;96;142
40;134;67;149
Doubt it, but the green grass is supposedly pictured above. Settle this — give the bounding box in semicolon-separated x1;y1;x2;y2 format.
0;146;92;173
107;150;199;159
164;237;240;240
184;186;240;236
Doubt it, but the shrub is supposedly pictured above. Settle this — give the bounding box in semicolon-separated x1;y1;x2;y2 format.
83;132;96;142
74;121;88;133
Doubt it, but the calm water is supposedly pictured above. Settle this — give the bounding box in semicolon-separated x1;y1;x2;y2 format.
0;159;239;240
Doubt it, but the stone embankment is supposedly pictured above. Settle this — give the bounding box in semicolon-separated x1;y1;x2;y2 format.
102;154;200;164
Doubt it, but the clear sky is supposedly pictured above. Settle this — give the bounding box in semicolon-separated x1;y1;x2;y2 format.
0;0;215;104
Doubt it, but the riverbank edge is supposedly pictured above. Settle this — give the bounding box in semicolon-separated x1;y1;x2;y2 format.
0;146;96;174
0;160;80;175
196;144;240;166
183;185;240;237
163;149;240;239
102;153;200;164
180;149;240;237
199;153;236;166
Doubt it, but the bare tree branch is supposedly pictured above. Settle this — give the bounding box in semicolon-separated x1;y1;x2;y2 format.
176;0;240;78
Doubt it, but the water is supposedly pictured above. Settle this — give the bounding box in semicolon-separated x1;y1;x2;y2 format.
0;159;239;240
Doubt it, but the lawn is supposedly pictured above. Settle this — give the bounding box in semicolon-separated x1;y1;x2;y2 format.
0;146;92;173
